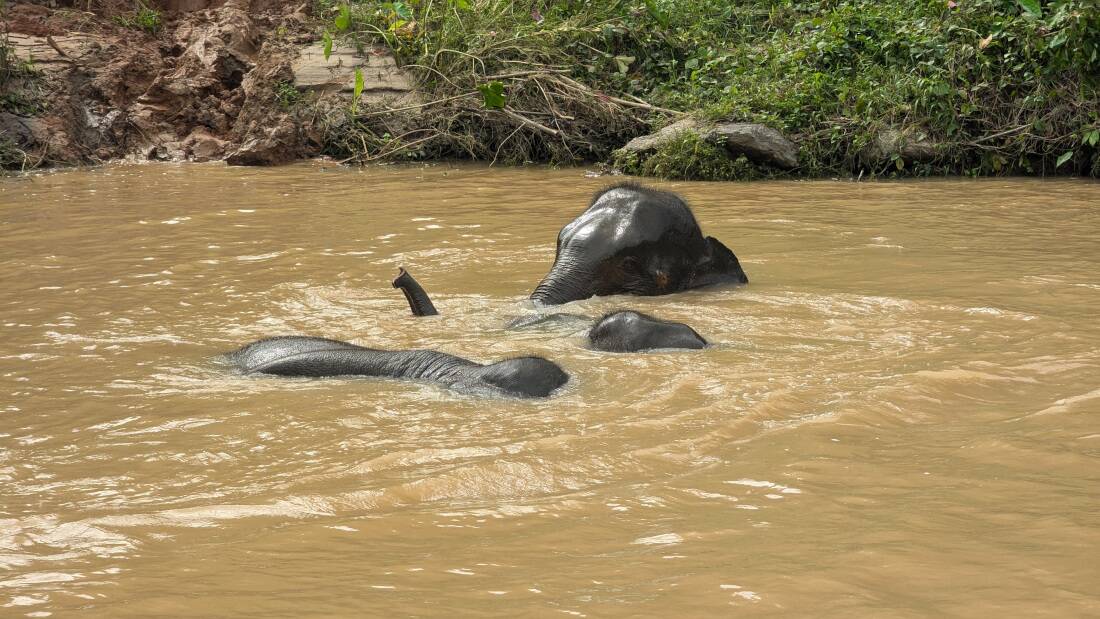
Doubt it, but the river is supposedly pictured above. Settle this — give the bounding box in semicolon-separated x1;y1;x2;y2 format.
1;163;1098;616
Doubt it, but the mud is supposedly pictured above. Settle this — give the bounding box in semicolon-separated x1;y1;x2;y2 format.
1;0;328;167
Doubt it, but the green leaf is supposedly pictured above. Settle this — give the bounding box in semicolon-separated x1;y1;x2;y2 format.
1017;0;1041;18
1055;150;1073;168
322;31;333;61
451;0;470;9
614;55;635;75
1085;130;1099;147
351;68;364;115
644;0;670;28
392;1;413;20
477;81;506;109
334;3;351;31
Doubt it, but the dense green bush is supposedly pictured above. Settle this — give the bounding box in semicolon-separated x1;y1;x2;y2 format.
319;0;1100;177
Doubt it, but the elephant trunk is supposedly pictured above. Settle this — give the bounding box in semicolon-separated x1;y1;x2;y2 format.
393;267;439;316
530;256;595;306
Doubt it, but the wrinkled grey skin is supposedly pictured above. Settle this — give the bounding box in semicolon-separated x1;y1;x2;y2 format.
395;268;708;353
531;183;748;305
230;336;569;398
505;312;591;331
587;310;707;352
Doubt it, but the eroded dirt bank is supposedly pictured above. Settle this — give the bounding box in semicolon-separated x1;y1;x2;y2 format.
1;0;383;168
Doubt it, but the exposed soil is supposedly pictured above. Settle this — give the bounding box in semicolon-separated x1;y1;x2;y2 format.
1;0;323;168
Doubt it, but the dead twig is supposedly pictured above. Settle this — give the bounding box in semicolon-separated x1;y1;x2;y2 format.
356;91;478;117
967;124;1030;145
500;107;560;136
553;75;684;116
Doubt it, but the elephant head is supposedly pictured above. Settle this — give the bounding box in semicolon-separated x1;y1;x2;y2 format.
530;183;748;305
587;310;707;352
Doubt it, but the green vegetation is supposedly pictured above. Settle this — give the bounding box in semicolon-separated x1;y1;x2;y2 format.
1;2;45;118
274;80;303;109
314;0;1100;177
114;1;162;35
613;132;766;181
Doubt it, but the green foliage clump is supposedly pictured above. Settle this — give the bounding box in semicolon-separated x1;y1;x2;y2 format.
316;0;652;164
613;131;765;181
315;0;1100;177
274;80;302;109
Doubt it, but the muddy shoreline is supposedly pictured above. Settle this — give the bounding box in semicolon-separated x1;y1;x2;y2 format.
1;0;347;169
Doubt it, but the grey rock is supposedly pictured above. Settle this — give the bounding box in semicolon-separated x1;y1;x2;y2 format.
713;122;799;169
861;128;937;165
616;117;799;169
616;117;706;154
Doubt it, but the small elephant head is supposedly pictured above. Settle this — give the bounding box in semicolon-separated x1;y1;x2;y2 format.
476;356;570;397
588;310;707;352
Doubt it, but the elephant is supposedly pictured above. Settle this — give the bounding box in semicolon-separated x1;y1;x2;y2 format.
587;310;707;352
394;268;708;353
530;183;748;305
229;336;568;398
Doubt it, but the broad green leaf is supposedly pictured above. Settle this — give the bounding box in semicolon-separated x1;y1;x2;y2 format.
1085;129;1099;147
334;4;351;31
322;31;333;61
1017;0;1041;18
392;1;413;20
1055;150;1073;168
451;0;470;8
351;68;364;115
477;81;506;109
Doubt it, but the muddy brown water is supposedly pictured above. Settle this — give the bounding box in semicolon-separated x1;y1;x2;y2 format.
1;163;1098;617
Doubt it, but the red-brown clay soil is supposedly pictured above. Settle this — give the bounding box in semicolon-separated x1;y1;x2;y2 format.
2;0;323;168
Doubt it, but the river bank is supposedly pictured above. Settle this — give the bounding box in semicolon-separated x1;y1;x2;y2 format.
2;0;1098;178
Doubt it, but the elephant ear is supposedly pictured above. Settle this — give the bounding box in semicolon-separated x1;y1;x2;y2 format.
691;236;749;288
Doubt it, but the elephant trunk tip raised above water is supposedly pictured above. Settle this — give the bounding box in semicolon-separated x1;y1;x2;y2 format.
530;183;748;306
393;266;439;316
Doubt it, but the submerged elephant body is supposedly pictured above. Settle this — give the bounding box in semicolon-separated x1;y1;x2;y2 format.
531;183;748;305
230;336;568;398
